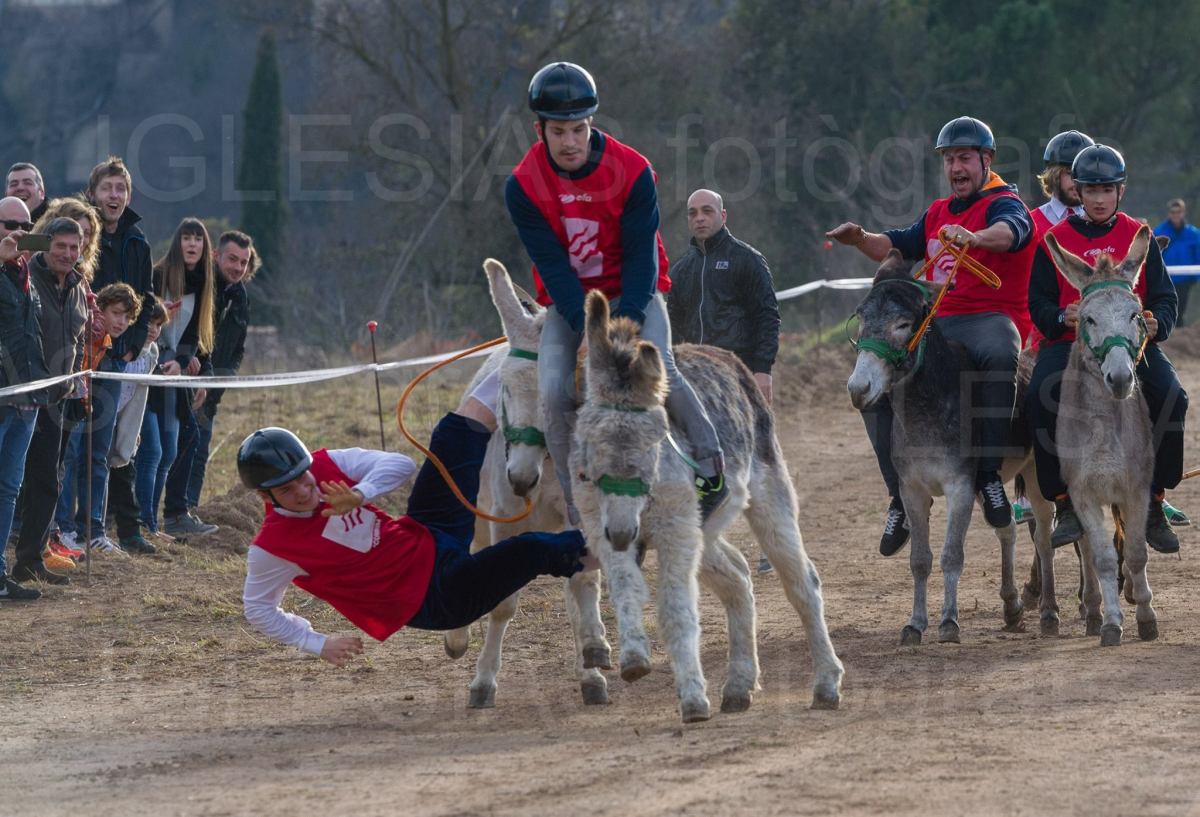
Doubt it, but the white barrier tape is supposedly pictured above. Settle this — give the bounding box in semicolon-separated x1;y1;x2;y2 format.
775;277;873;301
1168;265;1200;278
0;344;503;399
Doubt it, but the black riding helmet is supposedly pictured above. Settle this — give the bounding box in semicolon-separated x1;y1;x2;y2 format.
1043;130;1094;167
528;62;598;121
934;116;996;153
237;427;313;491
1071;144;1126;185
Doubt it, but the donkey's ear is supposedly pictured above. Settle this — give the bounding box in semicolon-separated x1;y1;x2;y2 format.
585;290;612;355
629;341;666;404
1155;234;1171;253
1118;225;1152;287
1043;233;1096;293
483;258;537;338
873;248;913;283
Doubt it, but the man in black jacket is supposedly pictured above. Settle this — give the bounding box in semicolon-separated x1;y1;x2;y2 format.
87;156;155;359
667;189;780;402
163;231;253;535
0;197;48;600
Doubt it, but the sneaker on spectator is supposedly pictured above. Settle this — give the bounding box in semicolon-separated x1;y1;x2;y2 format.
119;534;158;555
164;512;219;537
0;576;41;601
11;561;70;586
89;536;131;558
44;551;76;572
757;555;773;574
50;530;85;560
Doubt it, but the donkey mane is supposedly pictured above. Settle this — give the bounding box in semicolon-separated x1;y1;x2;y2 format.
585;290;667;407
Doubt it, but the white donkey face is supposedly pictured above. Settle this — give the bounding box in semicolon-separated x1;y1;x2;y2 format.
575;406;666;552
482;257;549;496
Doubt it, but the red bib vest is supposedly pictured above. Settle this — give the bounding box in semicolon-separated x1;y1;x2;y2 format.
512;131;671;305
1027;203;1069;349
252;449;435;641
1043;212;1147;345
920;189;1036;340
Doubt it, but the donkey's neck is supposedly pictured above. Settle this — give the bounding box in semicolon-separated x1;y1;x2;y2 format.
892;324;966;434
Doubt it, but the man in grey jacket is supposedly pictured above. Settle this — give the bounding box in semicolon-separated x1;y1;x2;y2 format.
667;189;780;402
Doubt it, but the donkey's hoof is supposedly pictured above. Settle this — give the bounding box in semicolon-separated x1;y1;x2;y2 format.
810;686;841;711
1040;615;1060;637
1138;619;1159;642
620;655;652;683
1002;601;1025;632
1099;624;1122;647
580;680;610;706
468;685;496;709
938;621;961;644
582;645;613;670
1085;616;1104;637
900;625;923;646
720;691;753;714
444;637;468;660
680;699;711;724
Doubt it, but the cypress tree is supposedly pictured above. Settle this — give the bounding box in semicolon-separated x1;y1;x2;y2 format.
238;30;286;317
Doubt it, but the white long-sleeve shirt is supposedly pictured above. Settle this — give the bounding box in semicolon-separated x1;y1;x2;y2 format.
242;448;418;656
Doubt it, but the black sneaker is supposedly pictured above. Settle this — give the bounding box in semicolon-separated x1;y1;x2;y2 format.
11;561;70;586
1147;500;1180;554
120;534;158;555
880;496;910;556
697;474;729;520
976;472;1011;528
1050;497;1084;548
0;576;41;601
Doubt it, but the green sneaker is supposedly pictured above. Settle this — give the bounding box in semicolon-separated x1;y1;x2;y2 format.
1162;499;1191;527
120;534;158;555
696;474;729;520
1012;497;1034;526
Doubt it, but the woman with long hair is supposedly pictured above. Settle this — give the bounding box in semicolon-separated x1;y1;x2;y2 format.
135;217;215;533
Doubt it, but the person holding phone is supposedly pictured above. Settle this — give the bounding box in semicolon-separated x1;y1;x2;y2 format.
11;218;90;586
0;197;49;600
135;218;216;534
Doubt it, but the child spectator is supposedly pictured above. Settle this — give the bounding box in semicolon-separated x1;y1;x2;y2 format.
108;301;169;555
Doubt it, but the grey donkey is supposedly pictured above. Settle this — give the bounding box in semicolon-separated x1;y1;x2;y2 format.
573;290;843;723
442;259;612;708
1040;225;1159;646
847;251;1052;644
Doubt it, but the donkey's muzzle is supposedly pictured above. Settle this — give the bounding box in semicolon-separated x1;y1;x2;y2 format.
605;524;639;552
507;469;540;497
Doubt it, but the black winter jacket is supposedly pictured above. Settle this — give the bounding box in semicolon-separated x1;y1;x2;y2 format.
95;206;155;358
0;259;50;406
666;227;780;374
200;279;250;416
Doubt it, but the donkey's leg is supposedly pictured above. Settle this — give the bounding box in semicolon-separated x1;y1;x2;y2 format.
468;592;519;708
938;483;974;643
1022;553;1043;612
698;535;758;714
646;486;710;723
996;517;1024;632
745;463;843;708
900;485;933;645
444;625;471;660
1119;498;1157;641
1029;494;1060;636
1076;504;1123;646
1077;535;1103;634
565;569;610;705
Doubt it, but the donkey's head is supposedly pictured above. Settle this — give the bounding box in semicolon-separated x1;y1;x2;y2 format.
1043;226;1152;400
847;250;938;409
576;290;669;551
483;258;547;497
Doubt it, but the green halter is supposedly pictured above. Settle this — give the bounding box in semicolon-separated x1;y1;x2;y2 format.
1078;279;1148;364
847;278;932;375
500;348;546;448
590;402;699;498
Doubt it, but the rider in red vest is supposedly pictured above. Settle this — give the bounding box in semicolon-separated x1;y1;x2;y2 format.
505;62;727;526
828;116;1035;556
239;387;594;666
1012;130;1094;528
1026;144;1186;554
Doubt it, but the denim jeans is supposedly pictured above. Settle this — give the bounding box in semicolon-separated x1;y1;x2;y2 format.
0;406;38;576
57;377;122;537
134;390;179;531
164;401;212;517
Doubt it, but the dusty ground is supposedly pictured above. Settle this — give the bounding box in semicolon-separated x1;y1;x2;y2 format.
4;334;1200;817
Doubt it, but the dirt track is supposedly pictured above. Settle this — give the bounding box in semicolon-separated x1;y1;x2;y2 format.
4;340;1200;817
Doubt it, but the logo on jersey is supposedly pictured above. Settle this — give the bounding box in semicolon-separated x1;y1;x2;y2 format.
925;237;960;283
1082;245;1118;262
715;261;730;269
321;507;381;554
562;217;603;279
559;193;593;204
